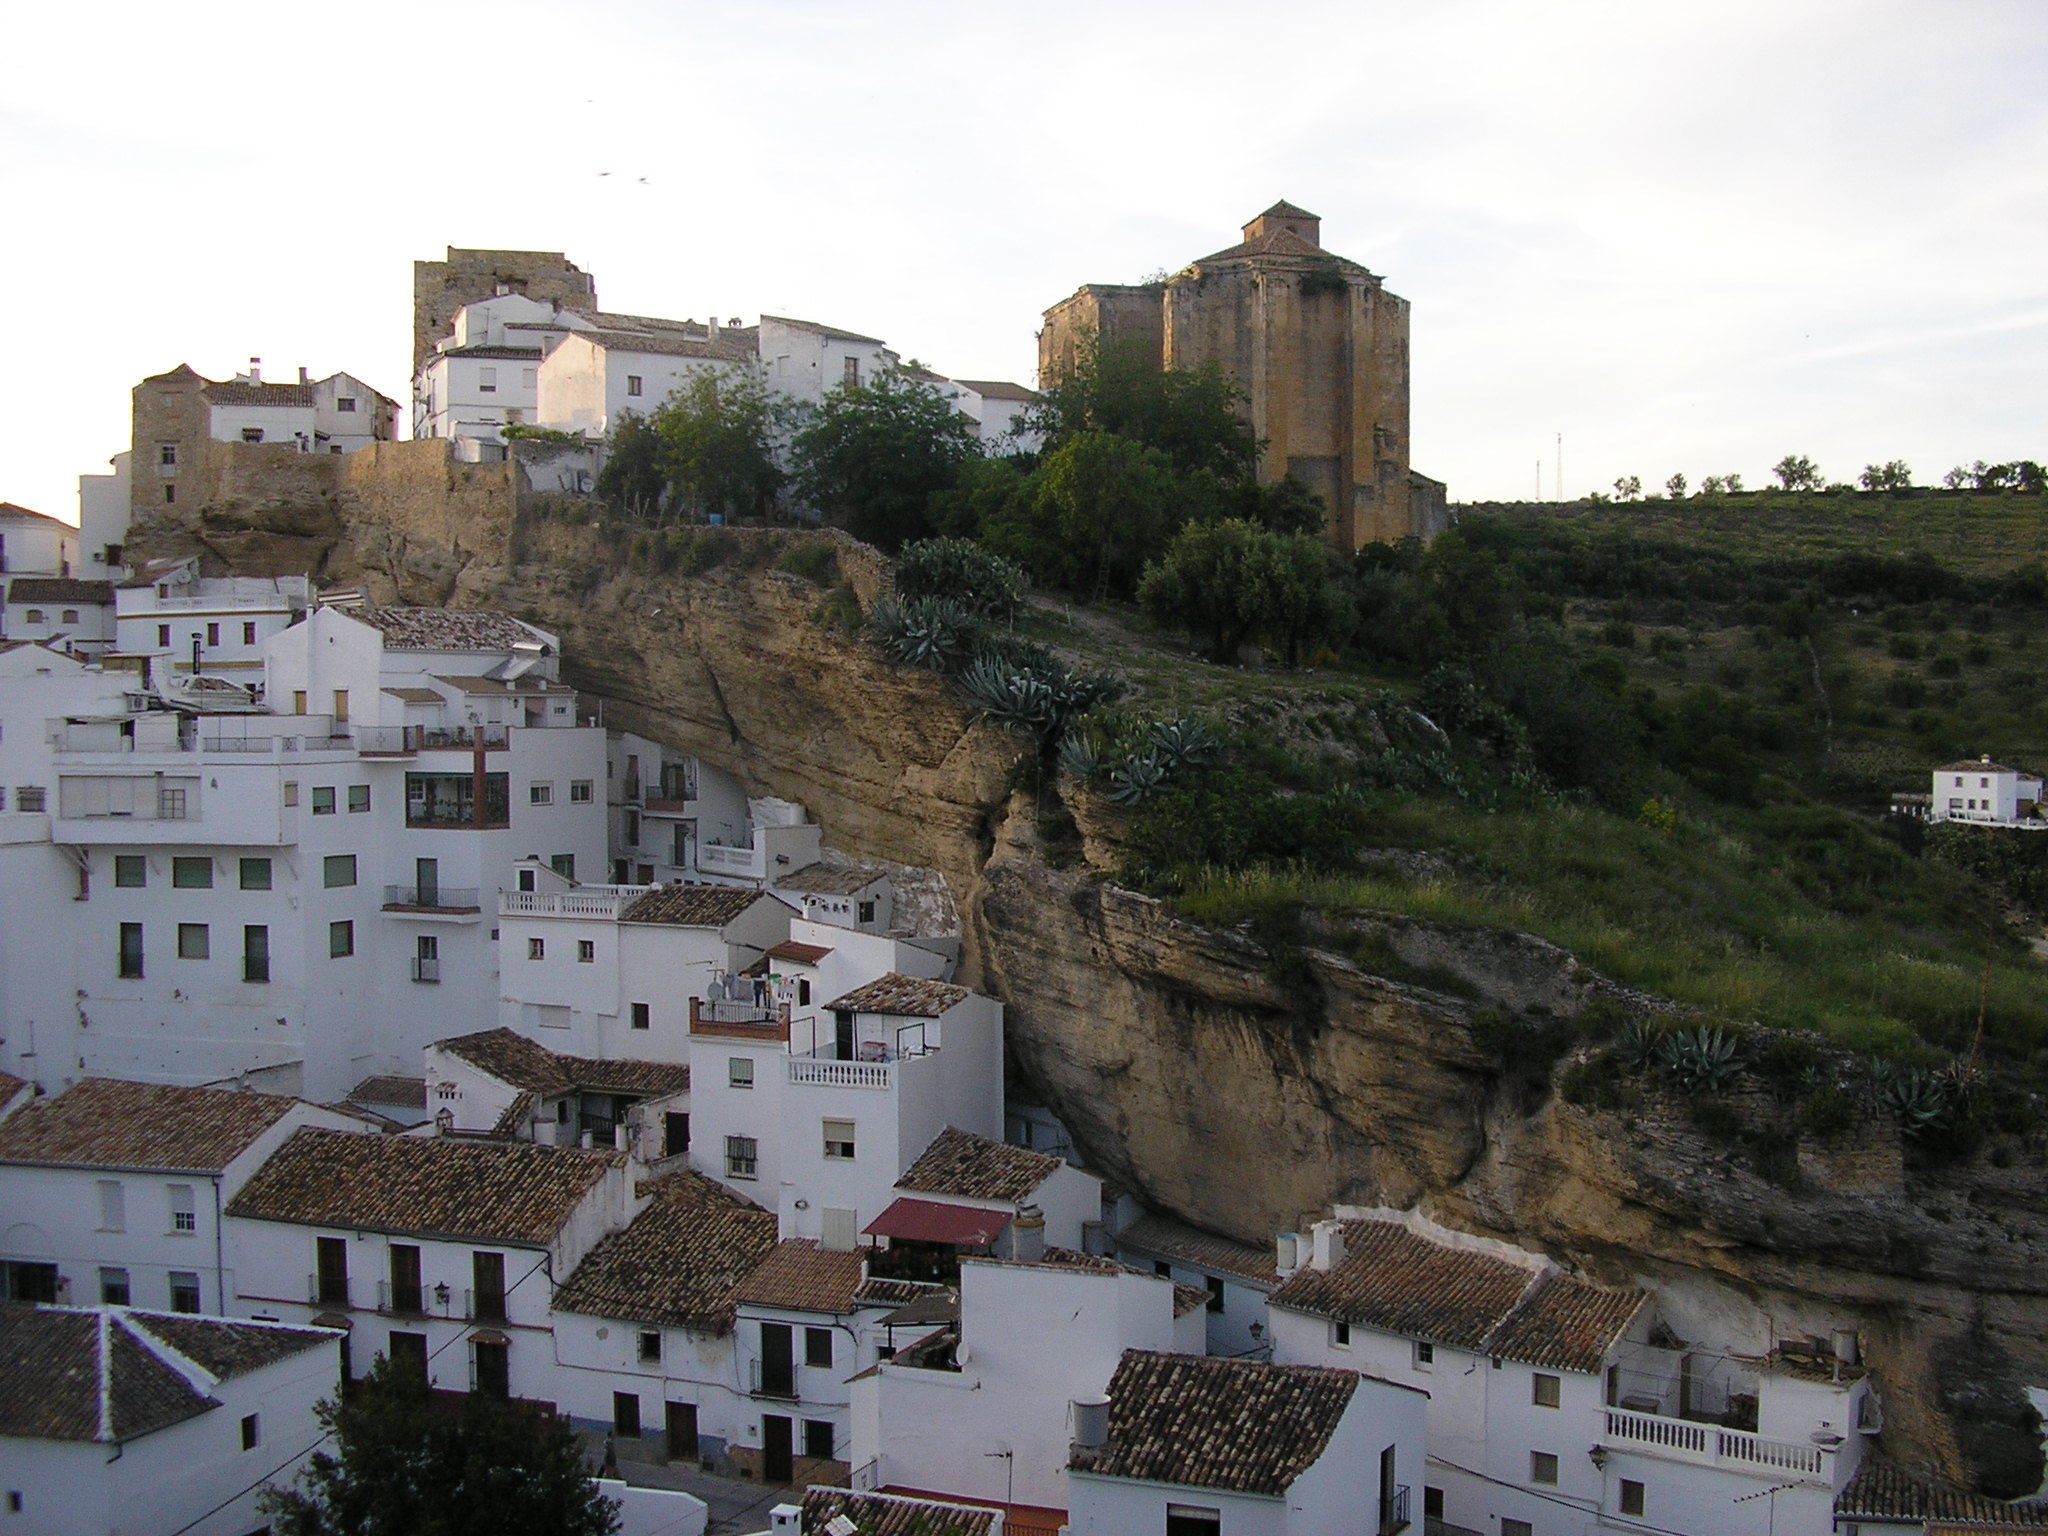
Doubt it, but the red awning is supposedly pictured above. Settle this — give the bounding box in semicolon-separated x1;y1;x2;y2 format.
863;1197;1010;1248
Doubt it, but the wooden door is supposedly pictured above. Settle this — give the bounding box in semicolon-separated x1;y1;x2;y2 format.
762;1413;793;1483
666;1401;699;1462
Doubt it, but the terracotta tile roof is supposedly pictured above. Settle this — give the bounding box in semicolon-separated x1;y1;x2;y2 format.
347;606;549;652
1258;198;1319;219
0;1070;26;1109
801;1489;996;1536
1837;1456;2048;1525
0;1306;212;1443
826;973;969;1018
433;1028;691;1100
491;1091;539;1139
576;327;757;363
1488;1272;1645;1374
0;502;66;525
429;672;572;695
854;1276;934;1309
1939;760;2025;775
127;1312;337;1380
227;1126;622;1245
381;686;443;703
732;1239;865;1315
1116;1214;1280;1286
760;313;886;345
201;380;314;407
764;939;834;964
347;1075;427;1111
775;861;888;896
897;1127;1057;1203
621;884;778;927
1072;1350;1366;1496
1268;1220;1535;1351
433;344;547;360
555;1170;775;1333
954;379;1040;403
7;578;113;604
0;1078;301;1173
1194;227;1372;272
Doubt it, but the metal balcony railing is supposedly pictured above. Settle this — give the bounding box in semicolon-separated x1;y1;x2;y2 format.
306;1273;349;1307
411;956;441;984
748;1359;798;1401
378;1280;428;1317
1378;1483;1411;1535
385;884;481;912
467;1287;508;1324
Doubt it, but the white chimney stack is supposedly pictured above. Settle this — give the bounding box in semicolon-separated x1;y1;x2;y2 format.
1310;1220;1347;1273
1276;1232;1301;1279
298;365;310;386
1072;1394;1109;1450
248;357;261;385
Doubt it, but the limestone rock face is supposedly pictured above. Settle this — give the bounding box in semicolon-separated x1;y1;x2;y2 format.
123;480;2048;1496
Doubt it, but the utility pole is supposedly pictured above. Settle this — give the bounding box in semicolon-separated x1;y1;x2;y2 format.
1556;433;1564;504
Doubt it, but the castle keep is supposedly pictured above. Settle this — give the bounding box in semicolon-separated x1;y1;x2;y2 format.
1040;201;1446;551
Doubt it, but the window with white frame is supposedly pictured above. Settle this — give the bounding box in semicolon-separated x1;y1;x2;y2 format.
729;1058;754;1089
529;782;553;805
96;1180;125;1232
822;1119;855;1160
570;780;593;803
167;1184;196;1233
725;1135;758;1178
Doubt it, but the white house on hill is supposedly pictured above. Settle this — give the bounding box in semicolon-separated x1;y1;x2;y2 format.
1928;757;2046;828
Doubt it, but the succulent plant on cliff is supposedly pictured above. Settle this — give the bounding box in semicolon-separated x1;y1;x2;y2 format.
1611;1018;1667;1071
1878;1064;1951;1135
1655;1024;1746;1092
1145;717;1223;773
1105;752;1168;804
867;595;982;672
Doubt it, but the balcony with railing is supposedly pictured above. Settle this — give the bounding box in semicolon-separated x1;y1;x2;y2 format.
305;1274;349;1308
786;1051;897;1090
385;884;482;915
698;840;765;877
1599;1405;1828;1477
497;885;653;920
1377;1483;1411;1536
359;723;511;755
689;995;790;1042
748;1358;799;1401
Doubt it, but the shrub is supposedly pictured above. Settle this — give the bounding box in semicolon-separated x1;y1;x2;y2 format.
1799;1084;1859;1138
1887;635;1922;660
776;540;840;587
894;537;1027;617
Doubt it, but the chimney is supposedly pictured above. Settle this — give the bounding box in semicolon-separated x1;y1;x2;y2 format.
1010;1205;1046;1263
248;357;262;385
1310;1220;1347;1273
1071;1394;1109;1451
767;1506;801;1533
1276;1232;1301;1279
298;366;310;386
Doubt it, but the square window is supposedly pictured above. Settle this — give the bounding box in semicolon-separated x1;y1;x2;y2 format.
240;427;264;443
348;784;370;812
577;939;595;963
805;1327;833;1368
283;780;300;806
570;780;593;803
631;1002;650;1030
99;1267;130;1305
1414;1340;1434;1369
550;854;575;880
478;367;498;394
857;899;876;925
803;1419;834;1460
177;923;209;959
323;854;357;888
823;1119;855;1160
159;443;177;467
530;782;553;805
115;855;147;888
169;1272;201;1313
1532;1372;1561;1408
1620;1479;1646;1517
240;1413;260;1450
171;856;213;888
240;858;272;890
1530;1450;1559;1485
638;1330;662;1363
527;937;545;961
14;786;42;813
337;396;358;413
168;1185;195;1233
311;786;336;814
729;1058;754;1089
329;920;354;958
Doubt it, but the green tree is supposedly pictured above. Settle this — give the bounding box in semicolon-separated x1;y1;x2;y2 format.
1613;475;1642;501
1773;454;1824;492
997;431;1182;600
649;366;790;524
594;411;665;517
1665;473;1687;499
1231;474;1328;535
1860;460;1913;492
894;536;1027;617
792;369;981;550
1138;518;1348;663
1026;337;1259;484
260;1353;619;1536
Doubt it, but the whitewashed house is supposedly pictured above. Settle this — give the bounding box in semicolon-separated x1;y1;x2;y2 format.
540;327;762;440
870;1126;1102;1260
0;1077;364;1315
0;1305;342;1536
199;363;398;455
1269;1209;1874;1536
769;862;896;934
1065;1349;1428;1536
852;1249;1207;1521
0;502;77;579
77;452;133;579
551;1168;779;1472
607;729;751;883
113;561;310;680
1113;1211;1280;1358
226;1125;637;1401
423;1025;693;1156
1;578;114;656
757;315;899;412
1928;758;2046;828
951;380;1042;455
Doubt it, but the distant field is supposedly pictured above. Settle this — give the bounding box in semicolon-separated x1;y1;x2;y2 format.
1464;491;2048;576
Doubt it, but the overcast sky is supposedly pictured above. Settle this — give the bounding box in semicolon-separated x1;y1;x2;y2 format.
4;0;2044;522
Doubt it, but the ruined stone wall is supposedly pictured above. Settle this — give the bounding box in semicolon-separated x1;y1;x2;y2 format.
412;247;598;371
1036;283;1165;388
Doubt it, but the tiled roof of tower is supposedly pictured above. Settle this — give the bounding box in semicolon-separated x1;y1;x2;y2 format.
437;1026;696;1101
0;1079;301;1173
1116;1214;1281;1285
1487;1272;1646;1374
1259;198;1319;219
348;606;548;651
732;1239;866;1315
800;1489;997;1536
127;1312;337;1380
896;1127;1057;1202
1836;1456;2048;1525
825;973;969;1017
555;1170;775;1332
7;578;114;604
0;1307;215;1442
1194;227;1374;270
227;1127;621;1245
1070;1350;1370;1495
201;380;315;407
1268;1220;1536;1351
621;884;778;927
775;861;889;896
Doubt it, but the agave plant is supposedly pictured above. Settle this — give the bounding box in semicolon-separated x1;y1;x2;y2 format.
1105;751;1168;805
1055;732;1103;779
1655;1025;1745;1093
1611;1018;1665;1071
869;596;981;672
1878;1065;1949;1135
1146;717;1223;773
960;658;1063;735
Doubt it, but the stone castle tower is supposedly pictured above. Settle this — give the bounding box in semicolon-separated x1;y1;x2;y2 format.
411;247;598;372
1039;202;1446;551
